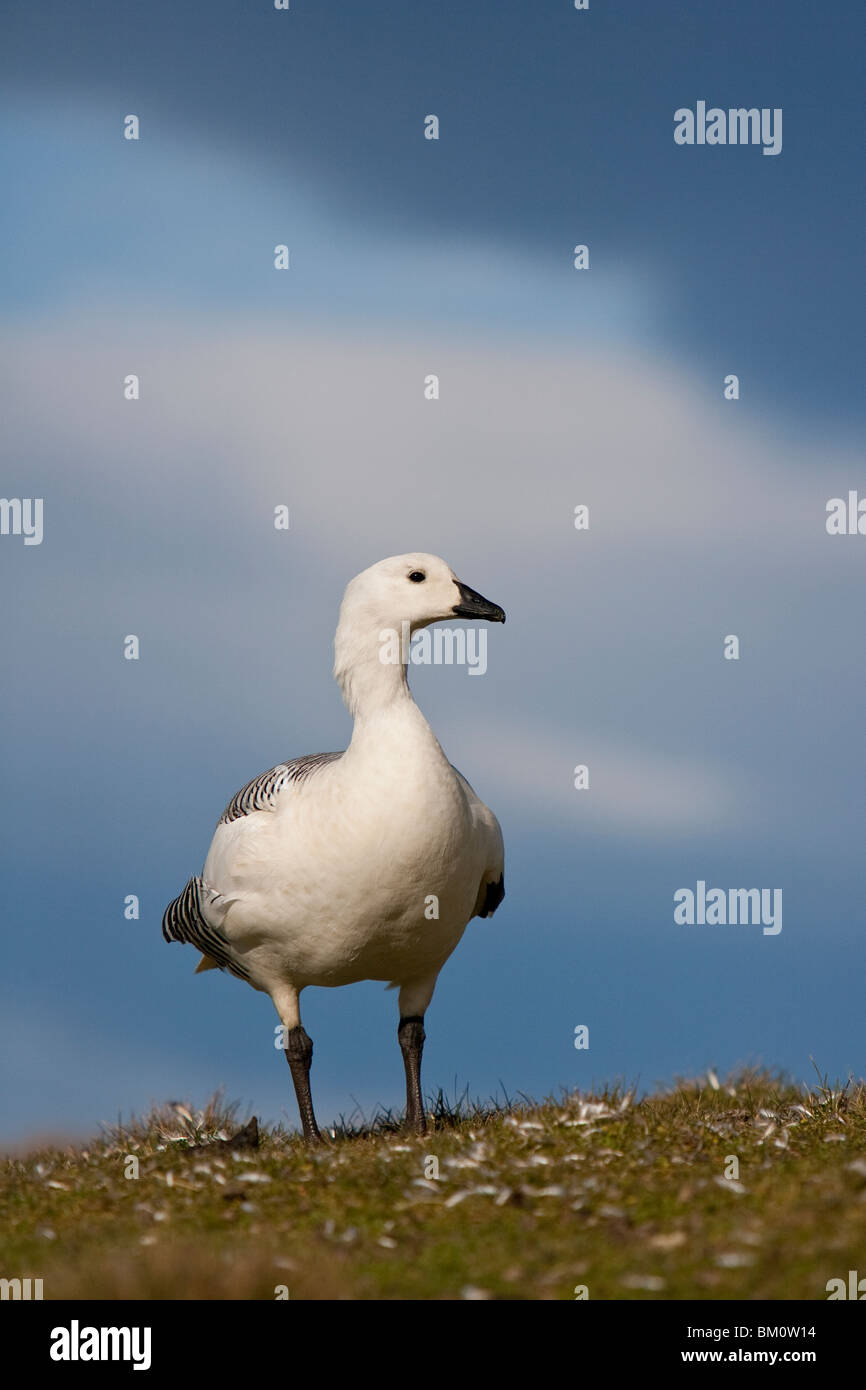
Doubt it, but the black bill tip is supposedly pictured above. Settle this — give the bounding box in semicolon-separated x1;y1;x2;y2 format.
452;581;506;624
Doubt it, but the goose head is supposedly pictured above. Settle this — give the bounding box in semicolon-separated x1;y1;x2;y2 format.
334;554;505;712
339;553;505;636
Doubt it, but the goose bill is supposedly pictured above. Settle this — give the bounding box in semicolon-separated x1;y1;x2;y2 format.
452;582;505;624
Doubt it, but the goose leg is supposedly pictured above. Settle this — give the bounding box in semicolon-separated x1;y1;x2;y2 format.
398;1014;427;1135
285;1025;321;1143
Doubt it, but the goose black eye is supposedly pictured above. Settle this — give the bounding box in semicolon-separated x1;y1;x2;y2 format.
408;571;426;583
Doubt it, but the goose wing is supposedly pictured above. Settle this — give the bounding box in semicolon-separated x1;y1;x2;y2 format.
451;765;505;920
162;752;343;976
218;751;342;824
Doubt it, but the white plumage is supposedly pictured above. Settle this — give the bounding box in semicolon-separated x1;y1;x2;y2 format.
163;553;506;1139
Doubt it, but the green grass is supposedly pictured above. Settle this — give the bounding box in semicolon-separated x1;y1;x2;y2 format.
3;1068;866;1300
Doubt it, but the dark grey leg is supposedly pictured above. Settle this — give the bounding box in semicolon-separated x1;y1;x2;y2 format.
398;1014;427;1135
285;1025;321;1143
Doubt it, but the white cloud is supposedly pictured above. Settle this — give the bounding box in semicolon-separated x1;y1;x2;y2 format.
465;717;747;837
1;314;858;849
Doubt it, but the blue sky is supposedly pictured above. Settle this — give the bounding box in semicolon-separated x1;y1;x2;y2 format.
1;0;864;1143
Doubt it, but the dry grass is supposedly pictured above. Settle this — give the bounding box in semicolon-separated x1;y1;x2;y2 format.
3;1068;866;1300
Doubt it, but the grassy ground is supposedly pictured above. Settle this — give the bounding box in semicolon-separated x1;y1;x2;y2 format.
2;1069;866;1300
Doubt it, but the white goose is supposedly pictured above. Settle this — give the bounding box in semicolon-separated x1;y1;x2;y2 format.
163;554;506;1141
